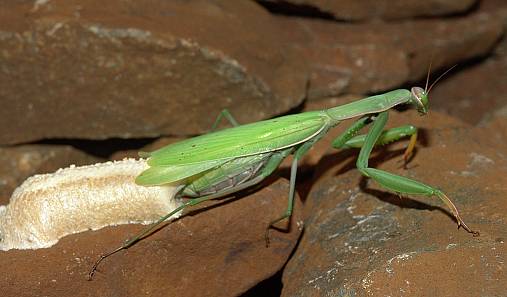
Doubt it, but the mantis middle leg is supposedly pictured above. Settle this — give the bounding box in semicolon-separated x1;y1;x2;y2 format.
211;109;239;131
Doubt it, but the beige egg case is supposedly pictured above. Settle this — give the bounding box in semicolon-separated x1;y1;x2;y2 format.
0;159;182;251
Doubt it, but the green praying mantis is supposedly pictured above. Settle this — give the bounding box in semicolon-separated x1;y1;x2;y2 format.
88;70;479;280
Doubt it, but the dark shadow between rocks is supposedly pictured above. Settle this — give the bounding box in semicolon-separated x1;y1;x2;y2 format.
33;137;157;158
256;0;336;20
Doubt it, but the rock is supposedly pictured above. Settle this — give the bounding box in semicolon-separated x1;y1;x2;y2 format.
261;0;477;21
0;0;307;145
278;17;408;99
430;3;507;125
476;104;507;152
281;110;507;296
0;179;303;297
278;10;503;99
429;54;507;125
0;144;101;204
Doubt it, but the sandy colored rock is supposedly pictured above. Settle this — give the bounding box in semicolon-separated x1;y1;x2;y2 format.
0;179;303;297
0;0;307;145
263;0;477;21
0;145;102;203
282;110;507;296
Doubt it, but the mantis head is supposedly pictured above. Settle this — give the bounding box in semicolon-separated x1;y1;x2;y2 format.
410;63;457;116
410;87;429;115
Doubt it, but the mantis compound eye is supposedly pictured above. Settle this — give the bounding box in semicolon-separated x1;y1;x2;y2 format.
410;86;428;115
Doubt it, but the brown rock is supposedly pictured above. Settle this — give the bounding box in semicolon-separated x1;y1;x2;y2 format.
263;0;477;21
0;179;302;297
430;55;507;125
278;18;409;99
0;0;307;145
0;144;101;204
430;6;507;125
282;110;507;296
279;10;503;99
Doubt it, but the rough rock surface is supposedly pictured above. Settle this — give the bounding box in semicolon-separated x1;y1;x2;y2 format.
278;10;503;99
0;0;307;144
261;0;477;21
281;110;507;297
0;179;302;297
0;145;101;202
430;11;507;125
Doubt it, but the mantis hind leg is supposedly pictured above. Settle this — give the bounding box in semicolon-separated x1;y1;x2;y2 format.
88;150;290;280
356;111;479;236
88;177;265;280
211;109;239;131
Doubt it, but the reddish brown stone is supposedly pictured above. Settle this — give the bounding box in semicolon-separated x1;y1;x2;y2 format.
0;0;307;145
430;10;507;125
282;110;507;296
0;145;101;204
278;10;502;99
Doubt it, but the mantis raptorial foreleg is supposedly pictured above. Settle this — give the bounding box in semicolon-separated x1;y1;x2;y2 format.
355;111;479;235
333;116;418;167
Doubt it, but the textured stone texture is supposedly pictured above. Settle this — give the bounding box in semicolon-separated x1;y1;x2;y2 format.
262;0;477;20
0;145;101;203
0;0;307;144
0;179;302;297
281;110;507;297
430;4;507;125
279;10;503;99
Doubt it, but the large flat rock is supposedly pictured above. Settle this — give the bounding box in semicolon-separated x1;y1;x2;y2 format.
0;0;307;144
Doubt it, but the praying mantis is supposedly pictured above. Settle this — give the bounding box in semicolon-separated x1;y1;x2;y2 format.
88;71;479;280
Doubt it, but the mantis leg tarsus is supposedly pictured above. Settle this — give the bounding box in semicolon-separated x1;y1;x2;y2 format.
436;191;480;236
356;112;478;236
